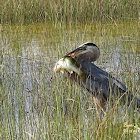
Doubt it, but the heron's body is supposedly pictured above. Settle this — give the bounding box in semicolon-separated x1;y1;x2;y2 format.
54;43;140;114
80;61;127;96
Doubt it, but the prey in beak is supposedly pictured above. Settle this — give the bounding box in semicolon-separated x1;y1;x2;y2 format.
54;57;74;74
54;56;82;75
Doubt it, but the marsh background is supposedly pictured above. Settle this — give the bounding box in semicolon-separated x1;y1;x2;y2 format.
0;0;140;139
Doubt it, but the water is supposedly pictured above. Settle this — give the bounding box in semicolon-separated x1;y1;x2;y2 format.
0;21;140;139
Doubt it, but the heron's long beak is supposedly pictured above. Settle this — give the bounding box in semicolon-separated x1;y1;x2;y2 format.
64;47;83;58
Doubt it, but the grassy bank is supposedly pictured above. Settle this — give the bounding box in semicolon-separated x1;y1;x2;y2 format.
0;0;139;25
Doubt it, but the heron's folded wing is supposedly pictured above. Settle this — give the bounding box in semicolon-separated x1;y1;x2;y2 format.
81;62;127;95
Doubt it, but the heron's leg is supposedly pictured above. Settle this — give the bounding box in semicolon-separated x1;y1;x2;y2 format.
93;97;105;122
93;96;107;136
93;96;101;119
93;96;106;115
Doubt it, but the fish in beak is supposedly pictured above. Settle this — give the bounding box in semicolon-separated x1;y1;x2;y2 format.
54;56;82;75
54;57;74;74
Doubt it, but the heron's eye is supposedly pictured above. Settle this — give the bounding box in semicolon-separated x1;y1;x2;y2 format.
84;45;87;49
80;45;87;50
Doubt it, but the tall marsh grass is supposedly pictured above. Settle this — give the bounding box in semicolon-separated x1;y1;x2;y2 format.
0;0;139;25
0;21;140;139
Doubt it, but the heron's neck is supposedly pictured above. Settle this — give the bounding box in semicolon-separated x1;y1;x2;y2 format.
73;66;83;76
64;57;84;76
69;62;83;76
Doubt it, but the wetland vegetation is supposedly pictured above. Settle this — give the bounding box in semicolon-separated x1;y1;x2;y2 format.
0;0;140;139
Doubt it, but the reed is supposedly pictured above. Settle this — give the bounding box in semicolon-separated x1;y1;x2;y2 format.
0;18;139;139
0;0;139;25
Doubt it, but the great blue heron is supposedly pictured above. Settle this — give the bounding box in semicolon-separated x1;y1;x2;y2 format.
54;42;140;115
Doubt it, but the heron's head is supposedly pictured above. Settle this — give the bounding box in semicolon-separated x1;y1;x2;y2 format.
54;56;82;75
64;42;100;62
